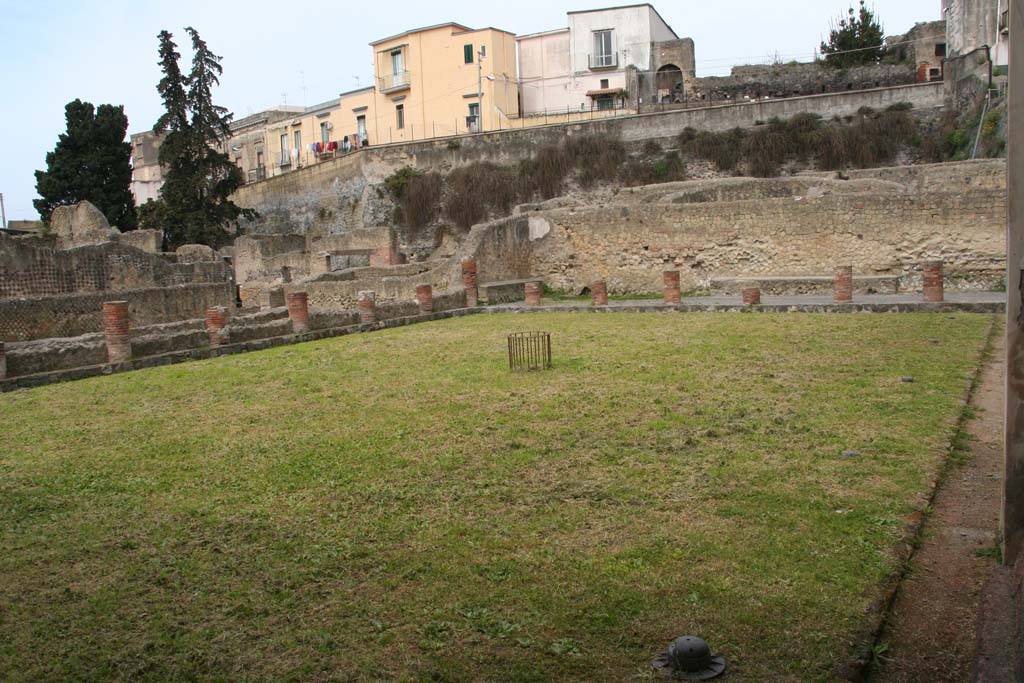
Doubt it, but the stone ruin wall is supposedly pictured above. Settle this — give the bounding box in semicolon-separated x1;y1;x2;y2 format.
0;204;235;342
465;160;1007;295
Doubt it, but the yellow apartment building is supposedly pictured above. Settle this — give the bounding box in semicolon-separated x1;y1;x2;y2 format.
363;22;520;143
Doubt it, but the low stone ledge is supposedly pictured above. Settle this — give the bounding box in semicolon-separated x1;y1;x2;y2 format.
710;275;900;296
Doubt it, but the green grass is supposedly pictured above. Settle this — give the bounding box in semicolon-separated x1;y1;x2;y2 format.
0;313;992;682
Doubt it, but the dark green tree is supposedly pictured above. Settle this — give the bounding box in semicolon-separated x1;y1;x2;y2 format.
820;1;886;68
149;27;251;249
34;99;136;229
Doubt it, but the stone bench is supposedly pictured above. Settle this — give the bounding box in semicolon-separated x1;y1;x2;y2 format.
710;275;900;296
479;279;542;305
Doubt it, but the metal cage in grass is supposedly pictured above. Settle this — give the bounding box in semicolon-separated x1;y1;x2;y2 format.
507;331;552;372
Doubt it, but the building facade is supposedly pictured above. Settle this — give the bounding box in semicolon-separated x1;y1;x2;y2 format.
517;3;681;116
363;22;519;142
942;0;1009;65
129;131;164;205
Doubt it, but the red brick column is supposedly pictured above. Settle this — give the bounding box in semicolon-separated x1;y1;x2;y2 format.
415;284;434;313
742;286;761;305
357;290;376;323
286;291;310;332
461;259;478;307
205;306;228;346
922;261;944;302
0;341;6;380
102;301;131;364
524;281;542;306
834;265;853;303
590;281;608;306
663;270;681;304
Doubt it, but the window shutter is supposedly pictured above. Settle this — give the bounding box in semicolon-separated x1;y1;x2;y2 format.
464;44;473;64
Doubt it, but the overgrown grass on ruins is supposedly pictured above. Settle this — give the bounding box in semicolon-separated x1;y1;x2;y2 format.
385;103;946;237
0;312;993;682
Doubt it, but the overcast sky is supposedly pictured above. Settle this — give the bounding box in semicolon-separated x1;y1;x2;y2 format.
0;0;941;221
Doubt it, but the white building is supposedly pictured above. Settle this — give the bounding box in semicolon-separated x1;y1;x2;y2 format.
941;0;1009;66
517;3;679;116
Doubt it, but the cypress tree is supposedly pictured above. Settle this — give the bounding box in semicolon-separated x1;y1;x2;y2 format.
34;99;136;229
146;27;251;249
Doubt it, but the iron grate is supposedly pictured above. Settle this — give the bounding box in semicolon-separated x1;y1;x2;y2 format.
508;331;552;372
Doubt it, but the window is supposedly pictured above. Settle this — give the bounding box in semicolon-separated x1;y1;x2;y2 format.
279;133;289;164
596;96;614;111
600;78;609;89
294;131;301;152
396;104;405;130
391;50;404;75
464;44;473;64
935;43;947;57
593;30;613;67
357;115;367;143
320;121;330;145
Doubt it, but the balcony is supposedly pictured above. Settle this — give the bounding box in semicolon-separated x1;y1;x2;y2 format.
379;70;411;93
589;53;618;70
247;166;266;184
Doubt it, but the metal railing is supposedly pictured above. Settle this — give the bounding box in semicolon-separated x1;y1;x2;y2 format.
589;53;618;69
379;70;411;93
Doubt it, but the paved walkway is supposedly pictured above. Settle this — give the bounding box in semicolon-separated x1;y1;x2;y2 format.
492;291;1006;313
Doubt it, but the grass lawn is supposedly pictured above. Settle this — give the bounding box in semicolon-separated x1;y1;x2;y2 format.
0;313;993;683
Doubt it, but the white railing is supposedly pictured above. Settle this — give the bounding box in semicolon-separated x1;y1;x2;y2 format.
379;71;411;92
589;53;618;69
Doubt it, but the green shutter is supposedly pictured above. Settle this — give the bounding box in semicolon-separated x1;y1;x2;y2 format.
464;44;473;64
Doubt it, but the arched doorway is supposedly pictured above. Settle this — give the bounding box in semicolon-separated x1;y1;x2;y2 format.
655;64;684;103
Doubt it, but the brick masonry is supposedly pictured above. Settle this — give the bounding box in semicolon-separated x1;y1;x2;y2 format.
286;291;310;332
206;307;228;346
590;281;609;307
834;266;854;303
923;261;944;302
415;284;434;313
742;287;762;305
357;290;377;323
524;281;542;306
663;270;681;304
102;301;131;363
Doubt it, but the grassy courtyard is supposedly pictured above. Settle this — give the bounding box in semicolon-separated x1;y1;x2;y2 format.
0;313;993;682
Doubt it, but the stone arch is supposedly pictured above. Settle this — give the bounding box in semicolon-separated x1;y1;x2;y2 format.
655;64;684;93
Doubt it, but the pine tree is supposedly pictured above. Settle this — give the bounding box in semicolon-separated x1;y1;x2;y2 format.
34;99;136;229
820;1;886;68
147;27;251;249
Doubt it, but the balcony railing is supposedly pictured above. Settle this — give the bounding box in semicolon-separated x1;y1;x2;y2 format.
247;166;266;183
589;53;618;70
379;70;411;93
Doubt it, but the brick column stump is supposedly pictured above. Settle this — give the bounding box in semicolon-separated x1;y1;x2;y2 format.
834;265;853;303
461;259;479;308
415;284;434;313
0;341;6;380
741;286;761;305
205;306;228;346
524;281;542;307
663;270;681;304
286;291;310;333
357;290;377;323
590;281;609;307
102;301;131;364
922;261;944;303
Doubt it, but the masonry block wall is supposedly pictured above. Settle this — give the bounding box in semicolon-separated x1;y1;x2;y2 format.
0;236;230;299
230;83;945;244
493;160;1006;295
0;283;234;342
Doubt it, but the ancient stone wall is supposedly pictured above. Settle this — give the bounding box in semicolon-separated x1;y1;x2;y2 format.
231;83;945;240
0;282;234;342
0;236;230;299
692;63;917;102
463;160;1006;295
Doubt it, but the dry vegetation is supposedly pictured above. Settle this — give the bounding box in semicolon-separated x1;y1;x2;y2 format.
385;102;953;236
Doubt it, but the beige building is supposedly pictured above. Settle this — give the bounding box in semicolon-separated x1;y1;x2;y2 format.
363;22;519;142
129;131;165;205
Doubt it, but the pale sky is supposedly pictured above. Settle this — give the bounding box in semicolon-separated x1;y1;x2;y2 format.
0;0;941;221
